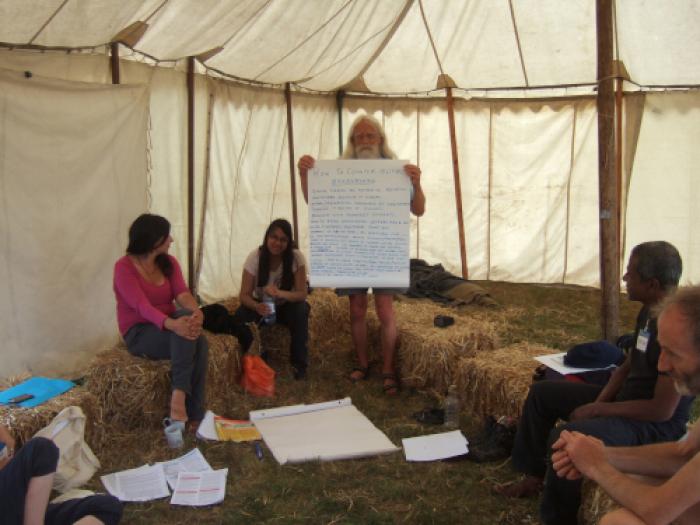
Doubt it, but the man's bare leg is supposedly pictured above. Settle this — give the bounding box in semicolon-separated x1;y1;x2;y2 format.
348;293;369;380
374;294;398;394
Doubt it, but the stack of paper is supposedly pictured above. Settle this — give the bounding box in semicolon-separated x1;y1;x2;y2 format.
171;469;228;506
250;398;399;464
101;448;226;506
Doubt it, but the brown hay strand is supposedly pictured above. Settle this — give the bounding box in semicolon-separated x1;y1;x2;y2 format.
455;343;560;418
579;480;619;524
0;374;105;450
389;300;500;392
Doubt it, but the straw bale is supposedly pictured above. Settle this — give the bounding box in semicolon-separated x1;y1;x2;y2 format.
455;343;560;418
85;332;240;430
388;300;501;392
0;375;105;450
580;480;618;524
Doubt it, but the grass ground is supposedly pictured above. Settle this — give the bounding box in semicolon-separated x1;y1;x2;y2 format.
90;282;644;524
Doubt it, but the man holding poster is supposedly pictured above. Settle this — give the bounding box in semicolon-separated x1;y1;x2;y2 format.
298;115;425;395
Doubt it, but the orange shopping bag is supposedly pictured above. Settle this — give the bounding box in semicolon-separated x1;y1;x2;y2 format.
240;354;275;397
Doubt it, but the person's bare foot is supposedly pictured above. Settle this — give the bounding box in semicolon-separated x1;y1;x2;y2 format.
187;420;201;434
170;389;187;422
494;476;543;498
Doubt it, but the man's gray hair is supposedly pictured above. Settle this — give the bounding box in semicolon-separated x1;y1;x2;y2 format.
341;114;397;160
631;241;682;291
661;286;700;352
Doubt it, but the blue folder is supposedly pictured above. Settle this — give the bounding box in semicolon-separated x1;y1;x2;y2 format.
0;377;75;408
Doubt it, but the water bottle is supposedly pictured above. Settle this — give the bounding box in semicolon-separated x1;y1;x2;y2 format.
443;384;460;429
262;295;276;325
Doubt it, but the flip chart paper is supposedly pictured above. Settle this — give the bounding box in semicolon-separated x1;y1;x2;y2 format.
308;160;410;288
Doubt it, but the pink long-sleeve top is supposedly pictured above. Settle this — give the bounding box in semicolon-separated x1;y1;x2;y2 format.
113;255;189;336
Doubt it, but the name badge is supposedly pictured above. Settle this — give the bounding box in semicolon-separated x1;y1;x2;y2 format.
636;329;650;352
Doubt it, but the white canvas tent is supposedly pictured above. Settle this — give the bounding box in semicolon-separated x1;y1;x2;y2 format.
0;0;698;378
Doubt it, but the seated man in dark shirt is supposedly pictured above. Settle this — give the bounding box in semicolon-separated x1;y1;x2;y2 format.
496;241;693;525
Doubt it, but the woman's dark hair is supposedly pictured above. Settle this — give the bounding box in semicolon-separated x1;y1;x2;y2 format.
258;219;295;290
126;213;173;277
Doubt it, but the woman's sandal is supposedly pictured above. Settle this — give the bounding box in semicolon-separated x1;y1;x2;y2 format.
349;366;370;382
382;373;400;396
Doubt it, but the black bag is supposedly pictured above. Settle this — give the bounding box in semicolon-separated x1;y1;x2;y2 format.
201;303;233;334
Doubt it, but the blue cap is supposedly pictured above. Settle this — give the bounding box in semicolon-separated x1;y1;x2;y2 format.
563;341;624;369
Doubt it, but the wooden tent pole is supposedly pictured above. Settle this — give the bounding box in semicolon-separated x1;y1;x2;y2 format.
186;56;195;292
615;75;623;265
596;0;619;341
336;90;345;156
285;83;300;243
110;42;120;84
445;86;468;279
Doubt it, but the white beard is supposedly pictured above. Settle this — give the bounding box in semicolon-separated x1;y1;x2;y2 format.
356;145;380;159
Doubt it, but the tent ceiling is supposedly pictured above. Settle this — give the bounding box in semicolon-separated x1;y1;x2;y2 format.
1;0;698;94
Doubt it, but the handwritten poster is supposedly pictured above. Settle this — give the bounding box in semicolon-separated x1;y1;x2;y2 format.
308;160;411;288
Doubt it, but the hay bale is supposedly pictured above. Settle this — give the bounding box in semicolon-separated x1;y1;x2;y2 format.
0;375;105;451
455;343;559;418
390;300;501;392
580;480;618;524
85;332;240;430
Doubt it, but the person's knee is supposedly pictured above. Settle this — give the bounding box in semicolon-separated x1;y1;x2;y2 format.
600;508;643;525
27;437;59;475
81;495;124;525
374;295;395;325
348;296;368;321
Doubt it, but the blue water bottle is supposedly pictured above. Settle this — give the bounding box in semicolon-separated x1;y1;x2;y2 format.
262;295;276;325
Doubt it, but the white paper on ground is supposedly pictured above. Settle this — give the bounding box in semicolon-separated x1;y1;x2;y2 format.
251;398;398;465
158;448;213;490
402;430;469;462
101;464;169;502
250;398;352;421
170;468;228;506
534;352;616;375
196;410;219;441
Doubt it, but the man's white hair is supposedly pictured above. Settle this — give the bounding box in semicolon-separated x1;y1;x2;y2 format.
341;114;397;160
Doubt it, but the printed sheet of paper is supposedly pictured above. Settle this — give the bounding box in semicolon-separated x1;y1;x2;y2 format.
308;159;411;288
101;464;170;502
402;430;469;462
534;352;617;375
158;448;213;490
170;468;228;507
250;398;398;465
195;410;219;441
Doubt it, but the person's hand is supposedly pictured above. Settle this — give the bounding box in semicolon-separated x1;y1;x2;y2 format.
404;164;421;188
263;284;281;298
551;434;582;480
553;430;606;480
190;308;204;328
298;155;315;178
569;402;602;421
254;301;272;317
166;316;199;340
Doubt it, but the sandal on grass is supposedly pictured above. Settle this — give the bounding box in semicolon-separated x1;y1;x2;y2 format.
349;366;370;382
382;373;400;396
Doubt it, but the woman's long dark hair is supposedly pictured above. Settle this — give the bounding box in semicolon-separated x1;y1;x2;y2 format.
258;219;295;290
126;213;173;277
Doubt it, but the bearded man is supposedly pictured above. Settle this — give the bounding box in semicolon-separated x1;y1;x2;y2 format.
298;115;425;395
553;286;700;525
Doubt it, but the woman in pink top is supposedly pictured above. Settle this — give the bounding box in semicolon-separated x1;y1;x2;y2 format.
113;214;208;429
